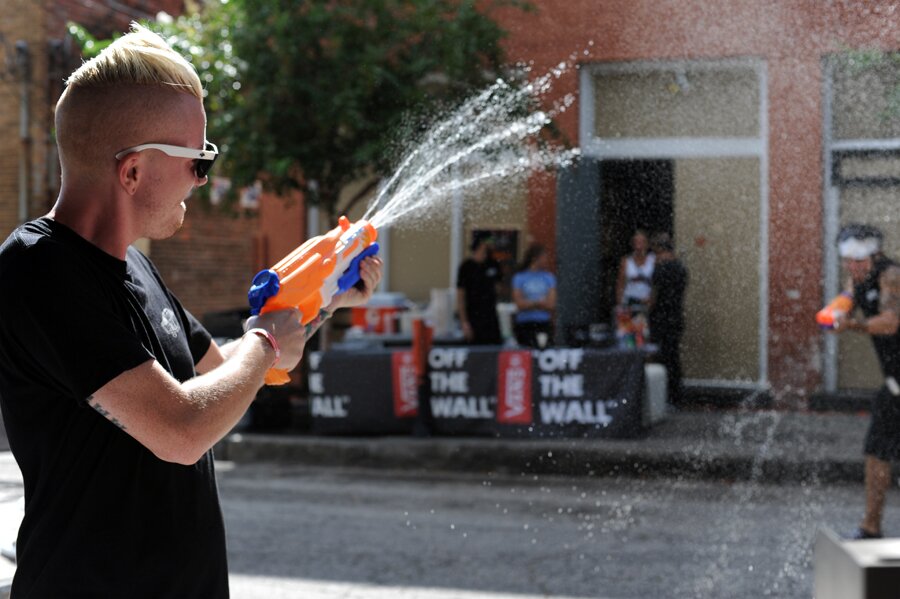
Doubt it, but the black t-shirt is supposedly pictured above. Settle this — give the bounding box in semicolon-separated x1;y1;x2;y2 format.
854;255;900;379
456;258;501;344
649;258;688;336
0;218;227;597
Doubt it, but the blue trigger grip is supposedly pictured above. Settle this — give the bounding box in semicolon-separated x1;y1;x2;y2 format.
338;243;380;294
248;269;280;316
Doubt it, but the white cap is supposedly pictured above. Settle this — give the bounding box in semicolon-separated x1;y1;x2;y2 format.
837;224;883;260
839;237;881;260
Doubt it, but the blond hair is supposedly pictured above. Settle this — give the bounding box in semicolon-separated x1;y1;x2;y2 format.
65;22;202;98
56;22;205;175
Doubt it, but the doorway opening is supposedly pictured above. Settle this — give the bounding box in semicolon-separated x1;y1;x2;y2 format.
597;159;675;324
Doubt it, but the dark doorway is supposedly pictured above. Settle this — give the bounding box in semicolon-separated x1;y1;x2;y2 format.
597;159;674;324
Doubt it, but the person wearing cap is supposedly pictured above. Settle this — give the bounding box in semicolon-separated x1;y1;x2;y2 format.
0;24;382;596
832;223;900;540
648;232;688;406
456;235;503;345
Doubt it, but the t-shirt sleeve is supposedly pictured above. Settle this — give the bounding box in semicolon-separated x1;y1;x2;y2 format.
183;308;213;365
0;244;153;401
130;249;212;367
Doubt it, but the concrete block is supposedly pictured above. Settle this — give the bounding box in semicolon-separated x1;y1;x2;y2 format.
643;363;668;426
814;527;900;599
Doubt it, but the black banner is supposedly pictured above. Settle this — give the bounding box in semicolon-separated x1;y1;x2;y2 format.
308;346;646;438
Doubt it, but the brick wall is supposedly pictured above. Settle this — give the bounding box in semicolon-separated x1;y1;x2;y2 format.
47;0;186;38
150;206;258;320
494;0;900;399
0;0;52;237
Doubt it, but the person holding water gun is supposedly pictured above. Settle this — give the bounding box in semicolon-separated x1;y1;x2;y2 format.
0;25;382;597
823;224;900;540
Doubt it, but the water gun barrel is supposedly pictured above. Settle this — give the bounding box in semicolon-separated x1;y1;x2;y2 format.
816;292;853;329
248;216;379;384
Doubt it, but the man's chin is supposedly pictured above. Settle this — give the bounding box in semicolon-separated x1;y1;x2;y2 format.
148;216;186;241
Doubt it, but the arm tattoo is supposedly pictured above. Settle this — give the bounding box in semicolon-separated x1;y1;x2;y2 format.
86;395;127;431
303;309;332;342
879;266;900;316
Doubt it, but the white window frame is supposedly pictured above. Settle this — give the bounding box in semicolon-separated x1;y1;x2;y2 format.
821;57;900;392
579;57;769;389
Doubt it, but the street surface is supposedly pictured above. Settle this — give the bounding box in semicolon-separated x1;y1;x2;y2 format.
217;462;899;599
0;452;896;598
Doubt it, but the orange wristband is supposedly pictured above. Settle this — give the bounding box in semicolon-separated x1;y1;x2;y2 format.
247;328;280;364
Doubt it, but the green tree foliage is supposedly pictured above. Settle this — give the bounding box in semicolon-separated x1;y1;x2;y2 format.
73;0;528;215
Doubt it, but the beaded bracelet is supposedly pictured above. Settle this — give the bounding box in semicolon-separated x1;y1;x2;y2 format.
247;328;280;364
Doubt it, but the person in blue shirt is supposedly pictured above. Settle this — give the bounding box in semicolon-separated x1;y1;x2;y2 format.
512;243;557;348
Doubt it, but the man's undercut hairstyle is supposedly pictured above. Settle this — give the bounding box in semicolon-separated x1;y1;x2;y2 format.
64;22;202;98
55;22;205;174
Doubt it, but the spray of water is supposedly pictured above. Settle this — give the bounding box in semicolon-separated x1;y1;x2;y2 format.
363;61;581;230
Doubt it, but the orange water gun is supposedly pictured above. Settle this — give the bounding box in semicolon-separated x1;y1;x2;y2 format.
248;216;379;384
816;292;853;329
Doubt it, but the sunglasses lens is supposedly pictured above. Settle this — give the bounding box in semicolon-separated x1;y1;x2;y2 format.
194;141;218;178
195;160;211;178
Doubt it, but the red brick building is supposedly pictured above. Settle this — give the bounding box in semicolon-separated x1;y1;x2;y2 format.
486;1;899;404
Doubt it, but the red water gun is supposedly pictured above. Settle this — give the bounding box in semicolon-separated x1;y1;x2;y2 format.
816;292;853;330
248;216;379;384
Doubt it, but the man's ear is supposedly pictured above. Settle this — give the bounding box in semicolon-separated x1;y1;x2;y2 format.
117;153;141;195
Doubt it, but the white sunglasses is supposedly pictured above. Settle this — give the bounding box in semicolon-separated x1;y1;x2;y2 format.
115;141;219;178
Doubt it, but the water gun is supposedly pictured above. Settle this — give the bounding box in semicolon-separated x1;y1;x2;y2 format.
248;216;379;384
816;292;853;329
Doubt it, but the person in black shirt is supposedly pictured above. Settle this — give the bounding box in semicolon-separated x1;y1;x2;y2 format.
831;224;900;540
0;24;382;597
456;236;502;345
648;232;688;405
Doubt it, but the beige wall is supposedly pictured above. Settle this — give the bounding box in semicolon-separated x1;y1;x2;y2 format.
594;66;759;139
388;178;528;304
675;157;761;381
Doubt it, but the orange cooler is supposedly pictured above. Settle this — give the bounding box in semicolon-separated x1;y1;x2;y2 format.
351;293;407;334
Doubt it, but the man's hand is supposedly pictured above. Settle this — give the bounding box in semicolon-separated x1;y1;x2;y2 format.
832;311;850;332
244;307;307;371
833;312;866;333
326;256;384;312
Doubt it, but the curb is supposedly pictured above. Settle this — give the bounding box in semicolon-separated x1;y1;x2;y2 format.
215;432;865;485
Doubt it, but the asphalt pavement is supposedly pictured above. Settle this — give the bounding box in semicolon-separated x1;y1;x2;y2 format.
0;406;882;598
215;407;874;486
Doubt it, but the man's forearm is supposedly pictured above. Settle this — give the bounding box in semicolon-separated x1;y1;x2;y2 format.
857;312;900;336
90;331;279;466
177;333;278;457
160;308;336;462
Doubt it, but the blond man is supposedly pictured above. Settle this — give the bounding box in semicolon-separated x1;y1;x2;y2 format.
0;24;381;596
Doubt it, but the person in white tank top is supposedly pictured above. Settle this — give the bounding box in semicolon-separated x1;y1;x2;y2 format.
616;230;656;309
